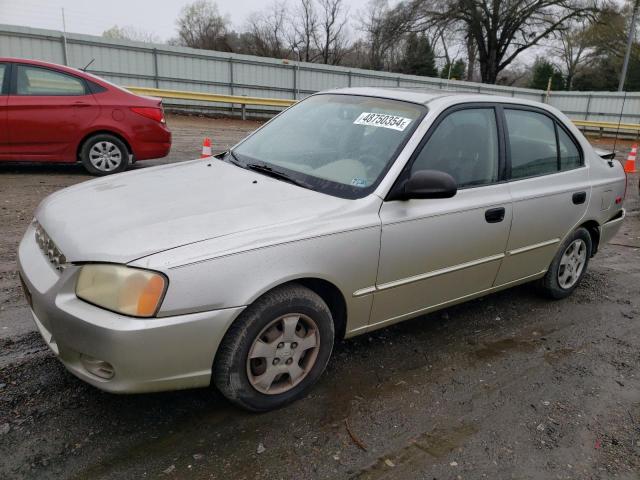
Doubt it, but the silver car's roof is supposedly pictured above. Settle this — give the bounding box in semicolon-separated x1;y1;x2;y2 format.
322;87;446;105
321;86;547;110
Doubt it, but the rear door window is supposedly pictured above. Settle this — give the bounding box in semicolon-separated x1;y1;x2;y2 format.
16;65;86;96
505;109;558;179
411;108;499;188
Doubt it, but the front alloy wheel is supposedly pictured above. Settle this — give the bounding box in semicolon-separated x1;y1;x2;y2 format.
214;284;334;411
246;314;320;395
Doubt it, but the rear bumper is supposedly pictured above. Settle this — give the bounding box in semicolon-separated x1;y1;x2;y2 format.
133;139;171;161
599;208;625;246
130;124;172;161
18;223;243;394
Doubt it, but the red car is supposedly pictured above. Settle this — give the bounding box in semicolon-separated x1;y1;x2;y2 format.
0;58;171;175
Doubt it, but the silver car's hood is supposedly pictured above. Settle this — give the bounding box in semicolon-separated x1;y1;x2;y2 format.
36;160;350;264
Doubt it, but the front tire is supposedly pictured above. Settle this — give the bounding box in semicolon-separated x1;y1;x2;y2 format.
539;227;592;299
80;134;129;176
213;284;335;411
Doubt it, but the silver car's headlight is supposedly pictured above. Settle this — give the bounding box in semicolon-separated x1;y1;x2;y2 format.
76;264;168;318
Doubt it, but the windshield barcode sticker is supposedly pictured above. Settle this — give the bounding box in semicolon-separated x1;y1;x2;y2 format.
353;112;412;131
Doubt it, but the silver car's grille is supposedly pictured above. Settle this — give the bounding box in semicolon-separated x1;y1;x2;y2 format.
34;222;68;272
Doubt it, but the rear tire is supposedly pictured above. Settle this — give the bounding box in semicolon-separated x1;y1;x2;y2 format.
80;134;129;176
213;284;334;412
539;227;592;299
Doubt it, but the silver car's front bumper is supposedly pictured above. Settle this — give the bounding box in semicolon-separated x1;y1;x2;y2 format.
18;224;244;394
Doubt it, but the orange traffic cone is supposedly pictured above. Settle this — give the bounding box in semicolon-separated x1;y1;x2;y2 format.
624;144;637;173
201;137;212;158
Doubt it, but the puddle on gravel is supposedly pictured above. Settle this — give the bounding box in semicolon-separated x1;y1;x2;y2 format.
473;337;538;360
544;347;576;365
354;423;478;479
412;423;478;457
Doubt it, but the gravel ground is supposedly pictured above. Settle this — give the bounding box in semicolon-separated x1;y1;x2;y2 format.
0;113;639;479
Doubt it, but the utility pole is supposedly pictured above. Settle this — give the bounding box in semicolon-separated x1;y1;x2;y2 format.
544;76;553;103
61;8;69;66
618;0;639;91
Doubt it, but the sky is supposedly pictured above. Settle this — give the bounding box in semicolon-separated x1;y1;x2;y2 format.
0;0;373;42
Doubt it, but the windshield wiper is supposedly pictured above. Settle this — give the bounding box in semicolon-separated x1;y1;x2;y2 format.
245;163;312;189
225;150;242;165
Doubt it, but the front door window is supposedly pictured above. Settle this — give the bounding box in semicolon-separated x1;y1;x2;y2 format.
411;108;499;188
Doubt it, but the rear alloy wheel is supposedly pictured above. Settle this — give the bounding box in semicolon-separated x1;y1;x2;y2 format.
214;284;334;411
539;227;592;299
557;239;588;289
80;134;129;176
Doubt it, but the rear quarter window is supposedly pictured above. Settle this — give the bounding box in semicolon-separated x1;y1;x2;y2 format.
0;64;7;94
558;126;582;170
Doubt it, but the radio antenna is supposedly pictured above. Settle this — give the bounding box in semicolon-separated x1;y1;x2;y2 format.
612;91;627;156
81;58;95;72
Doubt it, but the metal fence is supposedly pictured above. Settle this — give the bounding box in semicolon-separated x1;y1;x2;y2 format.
2;23;640;122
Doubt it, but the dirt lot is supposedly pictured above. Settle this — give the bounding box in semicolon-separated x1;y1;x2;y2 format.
0;113;639;479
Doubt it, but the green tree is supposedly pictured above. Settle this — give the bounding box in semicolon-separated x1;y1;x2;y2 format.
571;4;640;91
399;32;438;76
440;59;466;80
529;59;565;90
102;25;160;43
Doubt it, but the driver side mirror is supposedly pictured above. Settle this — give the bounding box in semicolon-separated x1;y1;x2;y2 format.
388;170;457;201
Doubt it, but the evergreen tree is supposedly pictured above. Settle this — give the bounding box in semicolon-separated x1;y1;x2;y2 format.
399;33;438;77
529;59;565;90
440;59;466;80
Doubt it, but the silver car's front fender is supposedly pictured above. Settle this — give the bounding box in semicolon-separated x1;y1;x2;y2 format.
133;196;383;335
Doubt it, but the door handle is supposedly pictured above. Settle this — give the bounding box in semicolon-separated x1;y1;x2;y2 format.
485;207;505;223
572;191;587;205
72;102;91;107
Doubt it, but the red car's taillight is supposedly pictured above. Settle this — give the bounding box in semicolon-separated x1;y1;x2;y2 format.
130;106;165;124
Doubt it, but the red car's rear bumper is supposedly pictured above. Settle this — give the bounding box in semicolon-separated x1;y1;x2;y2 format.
130;125;172;161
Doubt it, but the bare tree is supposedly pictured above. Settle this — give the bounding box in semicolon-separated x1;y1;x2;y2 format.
291;0;319;62
358;0;390;69
413;17;462;67
554;20;592;90
358;0;414;70
314;0;349;64
103;25;160;44
465;26;478;81
496;62;531;86
408;0;600;84
245;2;293;59
175;0;231;51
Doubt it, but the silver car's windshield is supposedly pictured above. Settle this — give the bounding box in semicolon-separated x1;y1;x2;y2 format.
232;94;426;199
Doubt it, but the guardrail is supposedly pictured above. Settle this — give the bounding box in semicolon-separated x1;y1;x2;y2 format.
128;86;640;136
573;120;640;138
126;86;296;119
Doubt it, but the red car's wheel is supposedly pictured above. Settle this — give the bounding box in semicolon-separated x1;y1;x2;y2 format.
80;134;129;176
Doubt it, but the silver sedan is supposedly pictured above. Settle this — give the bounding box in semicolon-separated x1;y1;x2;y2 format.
18;88;626;411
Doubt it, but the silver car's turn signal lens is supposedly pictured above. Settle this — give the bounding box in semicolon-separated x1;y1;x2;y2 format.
76;264;167;317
